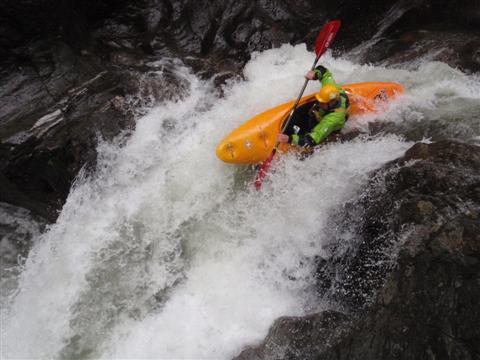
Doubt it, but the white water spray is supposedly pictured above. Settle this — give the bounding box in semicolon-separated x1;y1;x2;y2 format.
2;43;479;359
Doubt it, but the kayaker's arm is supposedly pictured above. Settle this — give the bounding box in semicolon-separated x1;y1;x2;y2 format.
313;66;341;89
290;109;346;146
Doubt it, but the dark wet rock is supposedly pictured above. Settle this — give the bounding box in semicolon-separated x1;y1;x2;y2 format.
0;43;134;221
93;0;479;72
337;0;480;72
234;311;352;360
0;21;190;222
0;0;130;52
318;141;480;309
235;141;480;359
89;0;329;71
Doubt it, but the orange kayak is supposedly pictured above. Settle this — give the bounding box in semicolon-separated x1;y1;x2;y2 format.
216;82;404;164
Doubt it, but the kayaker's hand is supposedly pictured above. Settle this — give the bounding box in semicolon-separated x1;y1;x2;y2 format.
305;71;316;80
277;134;289;143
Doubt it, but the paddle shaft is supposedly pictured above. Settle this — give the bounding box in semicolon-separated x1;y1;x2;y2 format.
280;56;322;135
266;55;321;162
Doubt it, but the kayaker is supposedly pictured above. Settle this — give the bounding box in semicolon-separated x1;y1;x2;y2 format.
277;65;349;147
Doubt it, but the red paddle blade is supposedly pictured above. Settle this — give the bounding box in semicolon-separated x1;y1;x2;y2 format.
315;20;341;58
254;152;275;190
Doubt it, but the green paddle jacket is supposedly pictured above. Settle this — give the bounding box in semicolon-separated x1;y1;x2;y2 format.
290;66;349;147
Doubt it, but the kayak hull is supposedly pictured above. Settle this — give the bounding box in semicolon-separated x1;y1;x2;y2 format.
216;82;404;164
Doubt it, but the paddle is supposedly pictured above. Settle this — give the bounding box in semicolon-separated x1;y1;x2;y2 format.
254;20;341;190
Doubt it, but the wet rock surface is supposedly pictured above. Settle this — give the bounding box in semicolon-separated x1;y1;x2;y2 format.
338;0;480;71
235;140;480;359
0;1;190;221
0;51;133;221
318;141;480;309
235;311;352;360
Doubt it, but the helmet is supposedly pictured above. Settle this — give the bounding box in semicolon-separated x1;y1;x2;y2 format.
316;84;340;103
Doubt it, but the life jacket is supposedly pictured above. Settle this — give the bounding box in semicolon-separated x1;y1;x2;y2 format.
312;91;350;121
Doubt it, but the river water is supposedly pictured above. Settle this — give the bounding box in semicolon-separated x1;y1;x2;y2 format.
1;44;479;359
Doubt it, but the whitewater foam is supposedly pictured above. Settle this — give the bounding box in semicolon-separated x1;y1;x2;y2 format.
2;43;479;359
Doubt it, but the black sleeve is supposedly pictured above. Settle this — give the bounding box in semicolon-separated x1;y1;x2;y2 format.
314;65;328;79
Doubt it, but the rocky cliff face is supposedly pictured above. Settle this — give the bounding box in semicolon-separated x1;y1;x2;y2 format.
235;141;480;359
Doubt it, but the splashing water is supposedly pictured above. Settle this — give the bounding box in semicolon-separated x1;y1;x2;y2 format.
2;43;479;359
